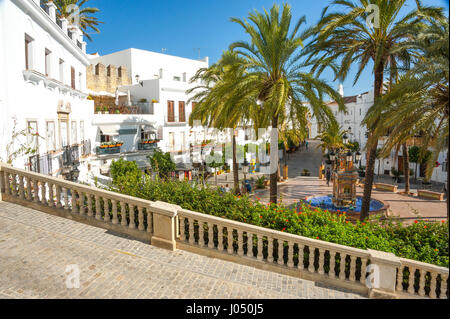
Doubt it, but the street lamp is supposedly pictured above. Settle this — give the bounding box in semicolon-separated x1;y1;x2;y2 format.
355;151;362;162
329;151;336;162
346;151;353;163
343;133;349;145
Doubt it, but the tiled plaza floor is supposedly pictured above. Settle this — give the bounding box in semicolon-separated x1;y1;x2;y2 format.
0;201;365;299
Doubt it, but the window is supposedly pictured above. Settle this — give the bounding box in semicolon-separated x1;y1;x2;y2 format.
182;72;187;82
27;121;39;152
80;121;85;142
359;108;361;116
100;132;111;143
59;59;65;83
25;34;34;70
173;76;180;81
141;129;155;140
180;132;185;151
60;120;68;147
45;48;51;76
71;121;77;145
159;68;163;79
179;101;186;122
167;101;175;122
46;121;56;151
71;66;75;89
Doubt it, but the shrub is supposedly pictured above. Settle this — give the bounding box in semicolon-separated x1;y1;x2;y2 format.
110;158;142;186
147;150;176;178
109;177;448;267
255;176;266;189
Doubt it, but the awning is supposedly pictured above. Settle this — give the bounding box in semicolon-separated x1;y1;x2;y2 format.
141;124;156;131
98;125;119;136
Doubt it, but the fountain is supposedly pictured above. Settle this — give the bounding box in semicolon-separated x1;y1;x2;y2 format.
305;135;388;220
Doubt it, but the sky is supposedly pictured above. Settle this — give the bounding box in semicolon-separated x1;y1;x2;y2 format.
86;0;449;97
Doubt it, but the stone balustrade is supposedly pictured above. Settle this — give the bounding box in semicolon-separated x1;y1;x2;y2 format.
0;163;448;299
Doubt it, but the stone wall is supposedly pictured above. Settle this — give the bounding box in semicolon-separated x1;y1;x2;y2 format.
87;63;132;94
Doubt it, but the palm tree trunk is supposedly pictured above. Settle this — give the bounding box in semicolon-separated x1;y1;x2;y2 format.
270;116;279;203
232;133;240;195
402;143;410;193
360;63;384;221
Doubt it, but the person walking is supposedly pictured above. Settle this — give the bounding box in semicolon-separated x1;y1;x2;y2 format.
305;141;308;149
326;167;331;186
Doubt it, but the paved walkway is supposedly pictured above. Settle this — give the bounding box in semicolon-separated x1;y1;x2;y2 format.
0;201;365;299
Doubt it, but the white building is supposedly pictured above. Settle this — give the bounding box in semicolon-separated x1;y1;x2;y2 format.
0;0;95;180
309;84;447;185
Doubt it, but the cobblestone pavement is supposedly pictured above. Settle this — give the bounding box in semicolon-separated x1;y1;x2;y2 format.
0;202;365;299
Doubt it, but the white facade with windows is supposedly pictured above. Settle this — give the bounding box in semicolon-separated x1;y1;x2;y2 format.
0;0;94;178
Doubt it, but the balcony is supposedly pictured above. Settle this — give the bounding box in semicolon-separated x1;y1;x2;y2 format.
137;140;160;151
62;145;80;166
94;103;154;115
96;142;123;155
165;114;187;125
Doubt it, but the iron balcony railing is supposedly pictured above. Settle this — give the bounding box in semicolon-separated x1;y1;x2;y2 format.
62;145;80;166
29;153;53;176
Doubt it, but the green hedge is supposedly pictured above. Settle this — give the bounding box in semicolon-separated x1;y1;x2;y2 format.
111;175;449;267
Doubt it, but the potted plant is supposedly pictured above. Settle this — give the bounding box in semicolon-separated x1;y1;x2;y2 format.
103;106;109;114
301;169;310;176
115;109;120;114
255;176;266;189
139;98;148;103
151;99;158;103
95;106;101;114
116;141;123;147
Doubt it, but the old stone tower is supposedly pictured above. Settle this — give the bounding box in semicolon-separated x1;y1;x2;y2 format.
86;63;132;94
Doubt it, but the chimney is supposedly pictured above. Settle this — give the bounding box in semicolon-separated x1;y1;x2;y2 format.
338;83;344;97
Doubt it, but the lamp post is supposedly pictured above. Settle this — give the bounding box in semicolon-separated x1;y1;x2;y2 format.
355;151;362;169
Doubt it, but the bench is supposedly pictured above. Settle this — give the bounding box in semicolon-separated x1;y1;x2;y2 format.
374;183;398;193
417;190;445;201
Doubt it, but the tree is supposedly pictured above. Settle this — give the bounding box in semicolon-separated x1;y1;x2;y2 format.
229;3;344;203
1;123;43;165
110;158;142;186
306;0;426;221
53;0;102;41
148;151;176;179
315;121;346;154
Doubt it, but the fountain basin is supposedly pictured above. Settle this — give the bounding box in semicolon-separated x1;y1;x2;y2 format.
304;195;389;220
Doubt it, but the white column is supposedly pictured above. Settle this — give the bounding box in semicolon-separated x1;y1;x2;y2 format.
60;18;68;34
46;1;57;23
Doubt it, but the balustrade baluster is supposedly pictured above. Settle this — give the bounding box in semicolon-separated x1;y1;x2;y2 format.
418;270;426;297
95;195;101;219
396;266;404;292
78;192;85;215
407;267;415;294
287;241;294;268
26;177;32;200
338;253;346;279
308;247;315;272
11;173;17;196
129;204;136;229
63;188;69;210
349;256;357;281
5;172;11;195
179;217;187;241
207;223;214;249
329;251;336;278
104;198;111;222
33;179;39;203
87;194;93;217
298;244;304;270
439;274;448;299
56;185;62;208
48;183;54;207
217;225;224;251
256;234;263;261
227;227;233;254
18;175;25;199
71;189;78;213
138;206;144;230
237;230;244;256
247;233;253;258
360;258;368;283
198;221;205;247
40;182;47;205
188;218;195;244
119;201;127;225
267;237;274;263
429;272;437;299
318;248;325;275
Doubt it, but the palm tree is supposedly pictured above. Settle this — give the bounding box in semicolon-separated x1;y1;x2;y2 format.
229;3;344;203
188;51;256;195
53;0;102;41
366;13;448;211
315;121;346;154
305;0;426;221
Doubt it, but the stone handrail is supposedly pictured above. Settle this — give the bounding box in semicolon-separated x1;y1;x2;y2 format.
396;258;448;299
0;163;448;298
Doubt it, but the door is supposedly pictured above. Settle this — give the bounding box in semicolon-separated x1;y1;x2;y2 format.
169;132;175;151
71;66;75;89
179;101;185;122
398;156;404;173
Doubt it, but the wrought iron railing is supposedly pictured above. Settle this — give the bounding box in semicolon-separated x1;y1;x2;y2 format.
29;153;52;176
62;145;80;166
